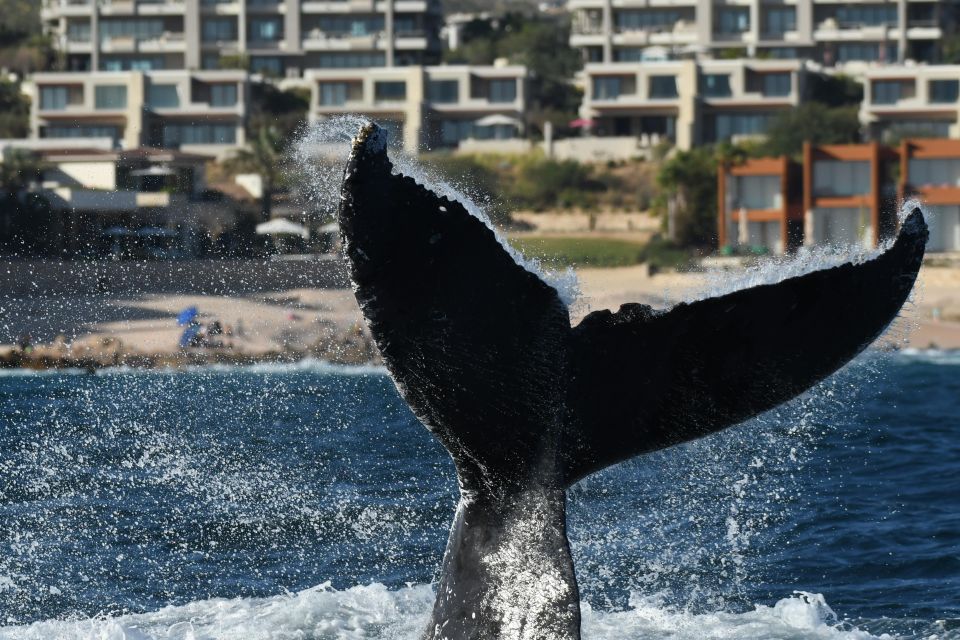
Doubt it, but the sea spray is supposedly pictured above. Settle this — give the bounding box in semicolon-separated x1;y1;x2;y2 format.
292;117;581;305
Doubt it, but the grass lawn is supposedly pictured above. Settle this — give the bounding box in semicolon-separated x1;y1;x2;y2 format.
508;236;647;268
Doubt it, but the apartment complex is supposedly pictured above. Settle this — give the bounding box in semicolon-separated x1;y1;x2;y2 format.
26;70;248;157
569;0;948;65
860;64;960;142
717;156;802;254
307;64;526;152
899;138;960;251
41;0;442;77
580;59;807;150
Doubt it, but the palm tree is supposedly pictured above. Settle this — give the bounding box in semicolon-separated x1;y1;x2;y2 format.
227;124;285;221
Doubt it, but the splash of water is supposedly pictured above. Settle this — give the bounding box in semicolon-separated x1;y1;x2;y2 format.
291;117;581;305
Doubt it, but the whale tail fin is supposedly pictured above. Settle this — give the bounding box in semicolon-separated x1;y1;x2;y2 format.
561;209;927;485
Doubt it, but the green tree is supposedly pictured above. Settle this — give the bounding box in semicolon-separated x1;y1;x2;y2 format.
248;82;310;144
806;74;863;107
656;147;719;248
761;103;862;158
0;80;30;138
226;126;286;220
0;150;53;255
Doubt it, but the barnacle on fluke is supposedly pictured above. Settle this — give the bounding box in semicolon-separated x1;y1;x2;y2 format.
338;121;927;640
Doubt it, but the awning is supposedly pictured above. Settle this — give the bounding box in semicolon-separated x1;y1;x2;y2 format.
475;114;521;127
256;218;310;240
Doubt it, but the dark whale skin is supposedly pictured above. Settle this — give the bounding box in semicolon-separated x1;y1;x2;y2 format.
337;122;927;640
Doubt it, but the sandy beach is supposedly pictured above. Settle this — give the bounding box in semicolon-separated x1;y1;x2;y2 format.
1;260;958;369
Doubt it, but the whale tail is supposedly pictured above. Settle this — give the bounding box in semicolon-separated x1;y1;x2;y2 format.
338;122;927;639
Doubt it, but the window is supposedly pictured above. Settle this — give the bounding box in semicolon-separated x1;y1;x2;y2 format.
248;17;282;41
394;15;421;36
930;80;959;104
489;79;516;103
836;43;896;63
40;86;69;110
375;81;406;101
319;82;349;106
210;84;238;107
764;8;796;35
317;16;384;35
148;84;180;108
715;7;749;34
440;120;475;145
100;19;164;41
42;125;121;140
101;57;164;71
67;21;91;42
762;73;791;97
649;75;678;98
883;120;951;141
95;85;127;109
613;49;644;62
314;53;385;68
615;9;680;31
834;5;897;26
202;18;236;42
251;56;282;75
707;112;776;141
161;123;237;146
700;74;732;97
908;158;960;186
428;80;459;103
872;80;906;104
593;76;621;100
813;160;870;196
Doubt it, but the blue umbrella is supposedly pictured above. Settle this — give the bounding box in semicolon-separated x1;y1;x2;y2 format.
177;306;198;326
179;324;201;348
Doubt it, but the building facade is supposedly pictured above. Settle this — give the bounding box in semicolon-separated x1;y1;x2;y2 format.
718;156;802;254
26;70;248;157
41;0;442;77
307;63;527;153
569;0;948;65
860;64;960;142
899;138;960;251
580;58;807;150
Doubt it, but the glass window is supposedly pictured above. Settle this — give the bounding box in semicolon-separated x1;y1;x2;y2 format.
930;80;959;104
613;48;644;62
835;5;897;26
489;79;516;103
649;75;678;98
707;112;776;141
148;84;180;108
615;9;680;31
319;82;348;106
67;21;91;42
837;43;897;63
248;17;282;41
101;57;164;71
813;160;870;196
762;73;791;97
161;123;237;146
715;7;749;34
202;18;236;41
593;76;621;100
210;84;238;107
440;120;474;145
700;74;732;97
317;15;384;35
375;81;406;101
428;80;459;103
40;86;69;110
251;57;282;75
100;19;164;41
394;15;420;36
872;80;905;104
95;85;127;109
42;125;121;140
764;8;796;35
314;52;385;68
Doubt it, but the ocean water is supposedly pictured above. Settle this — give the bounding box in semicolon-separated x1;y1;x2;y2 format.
0;352;957;640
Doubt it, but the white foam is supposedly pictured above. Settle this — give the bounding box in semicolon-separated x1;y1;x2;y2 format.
0;585;900;640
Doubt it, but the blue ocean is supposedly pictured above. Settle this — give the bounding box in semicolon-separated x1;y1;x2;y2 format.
0;350;957;639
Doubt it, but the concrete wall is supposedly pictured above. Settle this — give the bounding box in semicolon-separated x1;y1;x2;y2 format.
0;258;350;297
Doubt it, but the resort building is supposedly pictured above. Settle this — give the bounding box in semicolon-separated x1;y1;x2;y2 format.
802;142;897;248
717;156;802;254
899;138;960;252
579;59;807;151
26;70;248;157
306;64;527;153
40;0;442;77
568;0;948;65
860;64;960;143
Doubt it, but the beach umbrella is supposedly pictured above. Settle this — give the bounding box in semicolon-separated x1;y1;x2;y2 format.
179;324;201;348
256;218;310;240
568;118;594;129
177;306;199;326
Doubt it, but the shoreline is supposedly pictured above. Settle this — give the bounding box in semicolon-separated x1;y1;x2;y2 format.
3;263;960;372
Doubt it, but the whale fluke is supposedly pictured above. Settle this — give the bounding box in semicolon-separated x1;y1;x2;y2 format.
337;122;927;640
